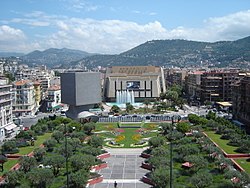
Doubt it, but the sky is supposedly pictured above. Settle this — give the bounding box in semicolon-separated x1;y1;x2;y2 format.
0;0;250;54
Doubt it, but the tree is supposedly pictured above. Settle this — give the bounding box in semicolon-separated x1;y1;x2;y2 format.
110;105;120;113
87;135;103;148
69;169;89;188
176;122;190;133
151;167;170;188
184;155;208;173
43;139;57;152
5;170;25;187
148;156;169;169
148;137;165;148
33;148;46;162
159;123;171;135
51;130;64;143
143;99;151;112
2;141;18;154
176;145;200;159
27;168;54;188
68;138;81;152
82;122;96;135
70;154;96;172
43;154;65;176
125;103;134;113
80;145;102;156
190;170;212;188
0;154;7;172
19;156;37;173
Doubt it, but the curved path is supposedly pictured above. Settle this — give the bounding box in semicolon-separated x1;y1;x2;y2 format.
89;148;151;188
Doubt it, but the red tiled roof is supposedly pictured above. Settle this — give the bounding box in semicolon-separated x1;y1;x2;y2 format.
14;80;32;86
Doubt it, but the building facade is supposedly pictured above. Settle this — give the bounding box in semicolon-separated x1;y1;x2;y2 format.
200;71;239;103
0;78;16;141
104;66;166;102
12;80;36;117
45;85;61;112
232;75;250;130
61;72;102;120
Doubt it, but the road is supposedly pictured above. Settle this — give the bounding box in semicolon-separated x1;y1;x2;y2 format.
20;112;60;128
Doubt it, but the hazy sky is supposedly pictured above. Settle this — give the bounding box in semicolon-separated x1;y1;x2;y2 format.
1;0;250;54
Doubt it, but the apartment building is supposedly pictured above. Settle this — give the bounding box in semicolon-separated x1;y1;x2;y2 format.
185;71;203;101
200;71;239;102
45;85;61;112
232;75;250;130
12;80;36;117
0;78;16;141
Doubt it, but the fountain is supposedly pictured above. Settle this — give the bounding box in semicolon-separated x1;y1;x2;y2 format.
106;90;142;108
116;90;135;104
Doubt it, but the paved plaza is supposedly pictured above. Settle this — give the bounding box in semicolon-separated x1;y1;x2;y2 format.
89;148;152;188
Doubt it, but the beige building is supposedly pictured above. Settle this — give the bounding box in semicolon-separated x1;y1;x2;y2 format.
33;81;42;111
12;80;36;117
104;66;166;102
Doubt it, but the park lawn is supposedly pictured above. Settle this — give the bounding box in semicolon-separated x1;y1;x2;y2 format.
0;159;18;176
95;122;118;131
17;133;52;155
234;159;250;174
205;131;239;154
118;128;138;147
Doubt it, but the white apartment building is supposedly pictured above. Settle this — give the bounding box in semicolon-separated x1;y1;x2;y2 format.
46;85;61;112
12;80;36;117
0;78;16;141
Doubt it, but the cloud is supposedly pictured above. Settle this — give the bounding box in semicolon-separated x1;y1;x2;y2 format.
0;25;25;41
1;10;250;54
66;0;99;12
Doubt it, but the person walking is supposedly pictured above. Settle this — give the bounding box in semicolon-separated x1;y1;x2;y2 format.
114;181;117;188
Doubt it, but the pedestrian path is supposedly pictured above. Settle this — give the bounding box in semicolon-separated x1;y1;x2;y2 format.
89;148;151;188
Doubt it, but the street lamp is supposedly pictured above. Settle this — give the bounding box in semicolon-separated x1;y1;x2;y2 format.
63;123;69;188
64;124;75;188
170;115;181;188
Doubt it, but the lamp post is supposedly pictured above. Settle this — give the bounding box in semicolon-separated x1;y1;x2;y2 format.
63;123;69;188
170;115;181;188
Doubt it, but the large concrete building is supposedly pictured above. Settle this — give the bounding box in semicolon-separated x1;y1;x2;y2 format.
61;72;102;120
104;66;166;102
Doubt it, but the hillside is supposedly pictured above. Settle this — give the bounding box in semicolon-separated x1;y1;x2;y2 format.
21;48;95;67
76;36;250;69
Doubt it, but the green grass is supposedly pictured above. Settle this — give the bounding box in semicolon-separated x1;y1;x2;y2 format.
234;159;250;174
0;159;18;176
17;133;52;155
205;131;239;154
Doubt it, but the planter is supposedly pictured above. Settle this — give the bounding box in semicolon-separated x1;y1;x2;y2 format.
87;175;103;185
6;154;22;159
141;175;155;186
91;162;108;171
140;152;151;159
141;162;153;170
97;152;110;160
10;163;21;171
225;154;250;158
